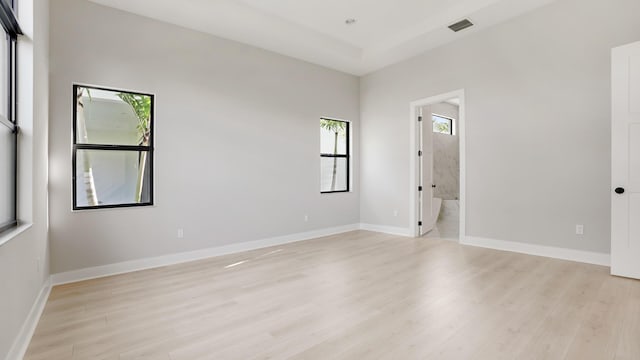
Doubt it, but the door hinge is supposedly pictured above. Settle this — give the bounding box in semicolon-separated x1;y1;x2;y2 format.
418;186;423;191
418;150;423;156
432;184;436;188
418;116;423;122
418;221;423;226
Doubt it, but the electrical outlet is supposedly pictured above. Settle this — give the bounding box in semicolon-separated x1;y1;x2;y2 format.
177;228;184;238
576;225;584;235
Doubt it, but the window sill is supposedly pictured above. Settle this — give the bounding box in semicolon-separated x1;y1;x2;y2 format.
71;204;157;213
0;223;33;248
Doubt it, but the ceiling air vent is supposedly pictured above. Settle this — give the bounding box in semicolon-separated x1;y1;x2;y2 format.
448;19;474;32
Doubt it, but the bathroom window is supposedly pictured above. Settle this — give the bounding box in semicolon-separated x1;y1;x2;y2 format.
72;85;154;210
433;114;453;135
320;118;349;193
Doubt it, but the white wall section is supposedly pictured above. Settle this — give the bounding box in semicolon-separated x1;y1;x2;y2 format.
49;0;360;274
360;0;640;253
0;0;51;358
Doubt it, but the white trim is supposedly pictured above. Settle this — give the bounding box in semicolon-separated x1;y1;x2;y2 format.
359;223;411;237
461;236;610;266
5;278;51;360
458;92;466;243
51;224;360;285
409;89;466;240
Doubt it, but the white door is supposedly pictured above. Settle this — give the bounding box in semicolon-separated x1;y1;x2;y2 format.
611;41;640;279
419;106;434;235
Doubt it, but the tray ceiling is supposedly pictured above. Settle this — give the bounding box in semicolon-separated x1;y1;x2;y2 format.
89;0;557;75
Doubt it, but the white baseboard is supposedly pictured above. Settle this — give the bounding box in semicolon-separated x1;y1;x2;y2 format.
461;236;610;266
359;223;412;237
50;226;609;286
5;278;51;360
51;223;360;285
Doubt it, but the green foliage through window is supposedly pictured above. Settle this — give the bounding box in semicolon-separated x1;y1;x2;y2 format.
73;85;154;209
320;118;349;193
432;114;453;135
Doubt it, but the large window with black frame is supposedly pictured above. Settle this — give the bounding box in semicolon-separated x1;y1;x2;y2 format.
320;118;349;193
72;85;154;210
0;0;22;233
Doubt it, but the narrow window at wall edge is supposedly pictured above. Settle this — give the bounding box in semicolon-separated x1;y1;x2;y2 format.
0;0;22;234
320;118;349;193
72;84;155;210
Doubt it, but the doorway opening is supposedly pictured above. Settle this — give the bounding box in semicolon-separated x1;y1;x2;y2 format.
409;90;465;240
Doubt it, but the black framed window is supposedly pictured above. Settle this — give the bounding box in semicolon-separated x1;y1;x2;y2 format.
72;85;154;210
432;114;454;135
320;118;349;193
0;0;21;233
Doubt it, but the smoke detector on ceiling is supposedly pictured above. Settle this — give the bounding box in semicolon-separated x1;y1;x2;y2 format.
448;19;474;32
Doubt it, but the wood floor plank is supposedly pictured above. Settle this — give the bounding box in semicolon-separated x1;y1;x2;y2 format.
23;231;640;360
615;279;640;359
563;275;630;360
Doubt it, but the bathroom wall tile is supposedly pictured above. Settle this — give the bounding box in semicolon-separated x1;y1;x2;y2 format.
433;132;459;200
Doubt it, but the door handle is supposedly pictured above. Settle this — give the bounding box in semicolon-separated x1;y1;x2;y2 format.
432;184;436;188
615;187;625;194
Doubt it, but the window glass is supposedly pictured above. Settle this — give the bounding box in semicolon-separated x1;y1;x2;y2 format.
0;0;19;233
0;34;7;120
73;85;154;210
433;114;453;135
76;87;152;146
75;150;151;207
320;118;349;193
0;124;15;228
320;157;348;192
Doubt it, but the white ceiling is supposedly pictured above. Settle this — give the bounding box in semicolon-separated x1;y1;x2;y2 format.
89;0;557;75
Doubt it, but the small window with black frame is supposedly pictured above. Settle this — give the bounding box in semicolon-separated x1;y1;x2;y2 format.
320;118;349;193
432;114;454;135
72;85;154;210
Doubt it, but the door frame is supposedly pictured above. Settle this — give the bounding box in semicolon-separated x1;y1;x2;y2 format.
409;89;466;239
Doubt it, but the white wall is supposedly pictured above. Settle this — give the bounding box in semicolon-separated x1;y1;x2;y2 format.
0;0;50;358
49;0;360;274
431;102;460;200
360;0;640;253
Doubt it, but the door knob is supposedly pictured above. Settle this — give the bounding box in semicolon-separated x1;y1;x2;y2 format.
615;187;625;194
432;184;436;188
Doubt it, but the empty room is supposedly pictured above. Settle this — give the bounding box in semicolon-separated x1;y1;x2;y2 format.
2;0;640;359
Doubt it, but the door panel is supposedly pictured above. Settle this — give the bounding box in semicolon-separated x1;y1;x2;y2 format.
630;195;640;249
611;41;640;279
630;124;640;190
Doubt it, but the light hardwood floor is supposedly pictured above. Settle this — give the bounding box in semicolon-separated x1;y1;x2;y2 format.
25;231;640;359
